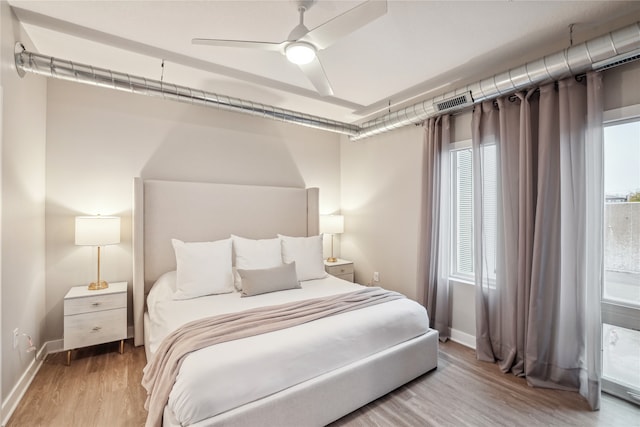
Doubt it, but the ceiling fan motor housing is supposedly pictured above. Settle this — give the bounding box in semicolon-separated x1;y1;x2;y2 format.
297;0;316;12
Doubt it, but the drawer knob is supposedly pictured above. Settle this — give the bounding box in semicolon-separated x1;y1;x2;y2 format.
91;326;102;332
92;302;101;307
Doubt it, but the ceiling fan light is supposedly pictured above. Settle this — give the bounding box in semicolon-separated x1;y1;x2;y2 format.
285;42;316;65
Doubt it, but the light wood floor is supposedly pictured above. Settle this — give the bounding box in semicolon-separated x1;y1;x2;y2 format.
7;340;639;427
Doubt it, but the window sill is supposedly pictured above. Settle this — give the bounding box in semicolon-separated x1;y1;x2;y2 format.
449;277;475;287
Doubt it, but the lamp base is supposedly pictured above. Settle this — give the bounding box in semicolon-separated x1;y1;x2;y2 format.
88;281;109;290
326;257;338;263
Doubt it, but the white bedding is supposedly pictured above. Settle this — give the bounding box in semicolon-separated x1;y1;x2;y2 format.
146;273;430;426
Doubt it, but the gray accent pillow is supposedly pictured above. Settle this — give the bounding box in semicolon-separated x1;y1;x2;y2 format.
238;262;300;297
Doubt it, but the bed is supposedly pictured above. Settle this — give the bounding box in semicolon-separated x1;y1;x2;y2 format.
132;178;439;426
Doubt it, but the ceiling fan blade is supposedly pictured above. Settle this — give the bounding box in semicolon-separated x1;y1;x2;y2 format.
298;56;334;96
192;38;284;52
303;0;387;49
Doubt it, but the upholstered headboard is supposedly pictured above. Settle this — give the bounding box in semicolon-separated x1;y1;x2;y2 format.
132;178;319;346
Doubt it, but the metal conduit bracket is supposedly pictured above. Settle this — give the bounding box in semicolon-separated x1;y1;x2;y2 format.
14;42;26;78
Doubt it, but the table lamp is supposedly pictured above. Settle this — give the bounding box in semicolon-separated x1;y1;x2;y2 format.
320;214;344;263
75;216;120;290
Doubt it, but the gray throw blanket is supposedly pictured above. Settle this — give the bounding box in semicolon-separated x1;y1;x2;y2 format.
142;287;404;427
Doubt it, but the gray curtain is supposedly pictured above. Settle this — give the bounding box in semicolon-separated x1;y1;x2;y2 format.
472;73;603;409
419;115;451;340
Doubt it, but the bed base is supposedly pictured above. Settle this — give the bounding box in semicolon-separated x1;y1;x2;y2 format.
162;328;439;427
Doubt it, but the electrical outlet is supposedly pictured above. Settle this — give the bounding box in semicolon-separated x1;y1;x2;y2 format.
373;271;380;282
13;328;19;349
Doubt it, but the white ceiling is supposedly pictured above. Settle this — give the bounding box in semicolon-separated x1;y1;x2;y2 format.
9;0;640;124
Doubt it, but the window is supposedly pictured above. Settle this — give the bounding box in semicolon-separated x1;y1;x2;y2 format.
450;142;474;281
601;112;640;405
448;140;498;284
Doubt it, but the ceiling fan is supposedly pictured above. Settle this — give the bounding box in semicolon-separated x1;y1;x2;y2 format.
192;0;387;97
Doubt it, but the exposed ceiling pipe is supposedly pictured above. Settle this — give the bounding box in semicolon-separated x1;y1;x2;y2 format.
14;47;360;137
351;21;640;141
13;21;640;141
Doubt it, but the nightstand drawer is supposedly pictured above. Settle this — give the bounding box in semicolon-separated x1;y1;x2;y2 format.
64;292;126;315
64;308;126;350
325;263;354;276
335;273;355;282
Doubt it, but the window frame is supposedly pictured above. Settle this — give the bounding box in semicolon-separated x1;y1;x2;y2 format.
601;103;640;405
449;139;475;284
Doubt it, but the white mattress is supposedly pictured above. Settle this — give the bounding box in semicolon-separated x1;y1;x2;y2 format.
146;273;430;426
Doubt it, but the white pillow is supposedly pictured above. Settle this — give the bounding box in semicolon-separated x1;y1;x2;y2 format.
171;238;234;300
231;235;283;290
147;270;177;310
278;234;327;281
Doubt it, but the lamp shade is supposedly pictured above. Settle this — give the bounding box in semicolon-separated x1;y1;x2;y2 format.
320;215;344;235
75;216;121;246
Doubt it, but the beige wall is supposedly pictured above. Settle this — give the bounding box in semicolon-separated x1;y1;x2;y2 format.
44;79;342;342
0;2;47;404
340;124;424;299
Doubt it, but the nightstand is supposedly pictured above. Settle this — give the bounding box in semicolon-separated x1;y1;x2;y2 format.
63;281;127;365
324;259;354;282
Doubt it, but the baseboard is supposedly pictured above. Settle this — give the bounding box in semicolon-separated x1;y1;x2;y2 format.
32;330;132;354
448;328;476;349
45;338;64;354
0;342;48;426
